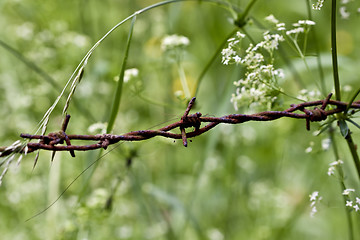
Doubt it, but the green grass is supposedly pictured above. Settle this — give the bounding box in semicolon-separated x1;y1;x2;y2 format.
0;0;360;239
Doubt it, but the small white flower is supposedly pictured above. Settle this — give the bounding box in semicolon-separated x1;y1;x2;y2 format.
233;55;242;63
339;6;350;19
88;122;107;134
329;160;343;166
353;205;360;212
327;166;335;176
343;189;355;195
265;14;279;24
321;138;331;150
346;201;353;207
303;20;316;26
310;206;317;218
309;191;319;201
305;146;313;153
343;85;352;92
236;31;246;39
312;0;325;10
123;68;139;83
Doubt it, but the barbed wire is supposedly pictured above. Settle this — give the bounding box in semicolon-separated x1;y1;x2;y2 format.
1;93;359;158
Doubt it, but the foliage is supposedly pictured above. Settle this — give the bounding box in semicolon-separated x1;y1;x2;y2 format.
0;0;360;239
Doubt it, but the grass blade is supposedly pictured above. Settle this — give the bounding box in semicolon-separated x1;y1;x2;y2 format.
345;87;360;114
106;16;136;132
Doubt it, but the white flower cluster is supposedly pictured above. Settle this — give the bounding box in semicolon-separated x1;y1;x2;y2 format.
222;30;285;111
285;20;315;37
161;34;190;51
265;16;316;60
123;68;139;83
342;188;360;212
265;15;316;36
312;0;325;10
222;15;318;111
88;122;107;134
297;89;321;102
309;191;322;217
327;159;343;176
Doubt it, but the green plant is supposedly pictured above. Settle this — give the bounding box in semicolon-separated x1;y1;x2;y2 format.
0;0;360;239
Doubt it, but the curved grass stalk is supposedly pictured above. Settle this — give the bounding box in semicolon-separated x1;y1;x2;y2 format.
35;0;239;136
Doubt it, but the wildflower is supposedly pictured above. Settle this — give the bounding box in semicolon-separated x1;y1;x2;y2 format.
309;191;322;217
312;0;325;10
343;85;352;92
327;166;335;176
305;141;314;153
346;201;353;207
222;29;284;111
161;34;190;51
310;206;317;218
343;189;355;196
329;160;344;166
321;138;331;151
356;197;360;204
123;68;139;83
354;205;360;212
309;191;319;201
88;122;107;134
340;6;350;19
265;14;279;24
276;23;286;31
297;89;321;102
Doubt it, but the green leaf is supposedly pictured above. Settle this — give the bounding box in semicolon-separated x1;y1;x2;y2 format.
339;119;349;138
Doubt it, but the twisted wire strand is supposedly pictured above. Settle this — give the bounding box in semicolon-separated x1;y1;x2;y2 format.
2;93;359;157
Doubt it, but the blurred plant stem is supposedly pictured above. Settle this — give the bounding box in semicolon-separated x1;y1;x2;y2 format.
329;124;354;240
331;0;340;101
305;0;326;96
234;0;258;27
345;133;360;181
177;61;191;99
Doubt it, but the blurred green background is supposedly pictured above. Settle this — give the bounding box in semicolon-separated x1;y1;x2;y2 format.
0;0;360;239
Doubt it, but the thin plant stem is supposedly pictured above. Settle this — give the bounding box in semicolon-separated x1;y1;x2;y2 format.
177;61;191;99
235;0;258;27
77;16;137;203
329;125;354;240
305;0;326;96
331;0;341;101
193;28;238;97
345;133;360;180
32;0;240;139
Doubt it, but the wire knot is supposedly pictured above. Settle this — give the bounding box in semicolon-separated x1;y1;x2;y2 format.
180;97;202;147
304;107;327;122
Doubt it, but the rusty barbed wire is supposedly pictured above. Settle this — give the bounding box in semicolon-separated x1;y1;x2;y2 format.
1;93;360;157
